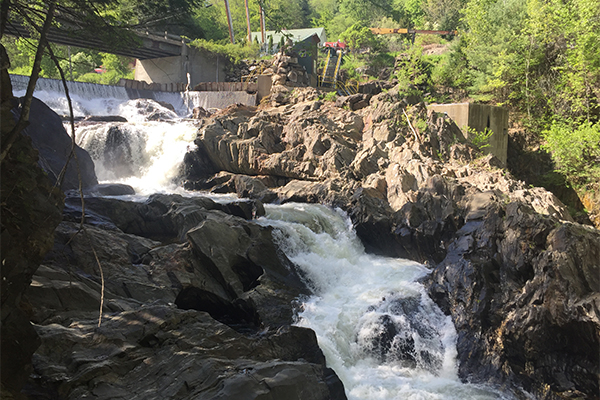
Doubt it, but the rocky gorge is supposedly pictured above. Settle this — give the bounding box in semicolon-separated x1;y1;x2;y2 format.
182;85;599;398
1;65;599;400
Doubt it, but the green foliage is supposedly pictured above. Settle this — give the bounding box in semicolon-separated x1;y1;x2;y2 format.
76;53;134;85
415;118;427;133
59;52;95;78
468;126;493;149
430;37;471;92
323;91;337;101
114;0;220;39
424;0;465;31
369;51;396;73
542;120;600;187
459;0;599;125
337;54;365;80
339;23;381;51
395;44;440;91
3;36;134;83
190;39;260;64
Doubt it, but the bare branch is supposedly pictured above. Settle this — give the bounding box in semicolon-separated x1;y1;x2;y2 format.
0;0;57;162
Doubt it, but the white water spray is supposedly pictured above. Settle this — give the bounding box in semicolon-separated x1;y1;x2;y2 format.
258;203;511;400
76;120;198;194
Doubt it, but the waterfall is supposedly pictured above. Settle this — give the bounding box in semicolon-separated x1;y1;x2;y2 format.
258;203;511;400
10;74;131;117
75;120;198;194
10;74;257;118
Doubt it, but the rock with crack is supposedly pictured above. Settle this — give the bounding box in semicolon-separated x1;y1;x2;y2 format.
28;306;346;400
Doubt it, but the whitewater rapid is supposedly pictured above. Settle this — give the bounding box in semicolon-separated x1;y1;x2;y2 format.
20;79;513;399
258;203;509;400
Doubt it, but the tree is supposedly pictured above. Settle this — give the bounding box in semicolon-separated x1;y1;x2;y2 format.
423;0;465;31
339;23;380;51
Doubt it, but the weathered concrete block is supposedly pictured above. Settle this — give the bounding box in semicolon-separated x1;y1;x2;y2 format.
428;103;508;165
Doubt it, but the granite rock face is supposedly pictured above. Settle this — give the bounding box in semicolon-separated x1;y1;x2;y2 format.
17;97;98;191
181;84;599;398
30;305;344;400
24;194;346;400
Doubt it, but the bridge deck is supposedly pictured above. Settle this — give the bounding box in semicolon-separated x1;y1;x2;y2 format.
5;23;184;60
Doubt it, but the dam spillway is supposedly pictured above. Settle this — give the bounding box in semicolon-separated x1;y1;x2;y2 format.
9;74;257;117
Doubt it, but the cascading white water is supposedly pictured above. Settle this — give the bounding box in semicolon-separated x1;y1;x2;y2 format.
11;74;132;117
258;203;511;400
10;75;259;194
76;120;198;194
19;81;514;399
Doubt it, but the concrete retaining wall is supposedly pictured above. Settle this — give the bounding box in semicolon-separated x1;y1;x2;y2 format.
193;81;257;92
428;103;509;165
134;47;228;89
120;78;188;92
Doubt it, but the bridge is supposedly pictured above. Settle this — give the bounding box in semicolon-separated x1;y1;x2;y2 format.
5;22;185;60
5;21;229;88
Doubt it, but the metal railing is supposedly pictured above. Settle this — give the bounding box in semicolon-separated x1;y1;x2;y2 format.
241;65;265;83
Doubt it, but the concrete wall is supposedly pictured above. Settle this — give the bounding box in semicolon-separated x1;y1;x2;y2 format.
135;46;228;89
428;103;509;165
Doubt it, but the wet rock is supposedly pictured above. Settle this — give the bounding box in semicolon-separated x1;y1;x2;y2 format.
179;83;598;398
83;183;136;196
192;106;210;119
425;203;600;398
186;214;308;327
23;188;346;398
359;295;445;371
26;306;346;400
15;97;98;191
63;194;264;242
127;98;178;121
83;115;128;122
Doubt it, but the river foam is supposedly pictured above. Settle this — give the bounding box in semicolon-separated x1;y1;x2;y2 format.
258;203;511;400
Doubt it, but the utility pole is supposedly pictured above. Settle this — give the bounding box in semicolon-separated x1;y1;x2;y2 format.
224;0;234;43
244;0;252;44
259;2;266;44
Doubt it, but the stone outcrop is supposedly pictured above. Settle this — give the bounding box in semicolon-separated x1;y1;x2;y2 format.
425;200;599;399
24;193;346;399
29;305;344;400
16;97;98;191
263;53;311;88
182;82;599;399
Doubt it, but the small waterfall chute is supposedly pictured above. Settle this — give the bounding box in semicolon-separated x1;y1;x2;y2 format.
76;119;198;193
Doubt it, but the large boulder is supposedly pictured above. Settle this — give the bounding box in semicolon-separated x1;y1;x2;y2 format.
426;201;600;398
28;305;345;400
17;97;98;191
183;102;367;185
63;193;264;242
24;191;346;399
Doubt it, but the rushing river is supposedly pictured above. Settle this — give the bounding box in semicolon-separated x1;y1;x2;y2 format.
16;78;512;399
